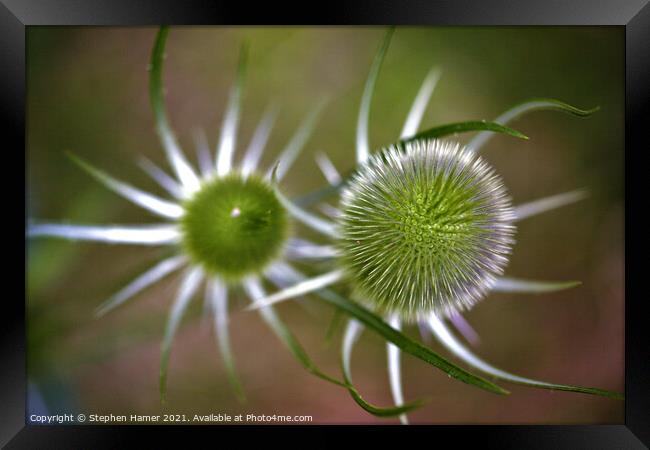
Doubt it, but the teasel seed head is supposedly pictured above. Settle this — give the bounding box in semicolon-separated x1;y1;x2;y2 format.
181;173;289;282
338;139;516;321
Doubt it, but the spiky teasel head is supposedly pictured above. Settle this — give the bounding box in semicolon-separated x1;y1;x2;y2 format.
338;139;516;321
180;173;289;282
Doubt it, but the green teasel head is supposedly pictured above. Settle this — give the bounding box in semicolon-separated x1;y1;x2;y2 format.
180;173;289;282
338;139;516;320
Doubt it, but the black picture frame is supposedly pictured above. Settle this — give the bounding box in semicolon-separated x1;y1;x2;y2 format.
4;0;647;447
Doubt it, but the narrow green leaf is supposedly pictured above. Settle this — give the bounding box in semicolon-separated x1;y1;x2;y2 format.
428;315;623;400
149;27;199;190
503;379;623;399
150;26;171;136
249;276;425;415
518;98;600;117
221;345;246;403
295;95;588;208
402;121;528;144
344;372;425;417
491;98;600;125
257;305;348;389
252;283;431;414
357;27;394;164
468;98;599;152
314;287;510;396
324;309;345;346
341;320;425;417
292;122;527;208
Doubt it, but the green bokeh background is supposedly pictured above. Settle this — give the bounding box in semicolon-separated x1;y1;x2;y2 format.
26;26;624;424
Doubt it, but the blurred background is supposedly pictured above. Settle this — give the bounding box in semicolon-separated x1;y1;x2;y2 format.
26;27;624;424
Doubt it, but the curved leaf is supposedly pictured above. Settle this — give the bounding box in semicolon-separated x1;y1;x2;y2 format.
325;309;345;346
245;279;430;416
467;98;599;152
314;287;510;396
150;27;171;132
357;28;394;164
342;320;425;417
260;307;348;388
345;385;425;417
293;121;527;207
402;121;528;144
294;96;593;208
428;314;623;400
149;26;200;192
243;279;347;388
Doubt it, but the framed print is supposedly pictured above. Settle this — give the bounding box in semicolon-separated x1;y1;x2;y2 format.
3;0;648;447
